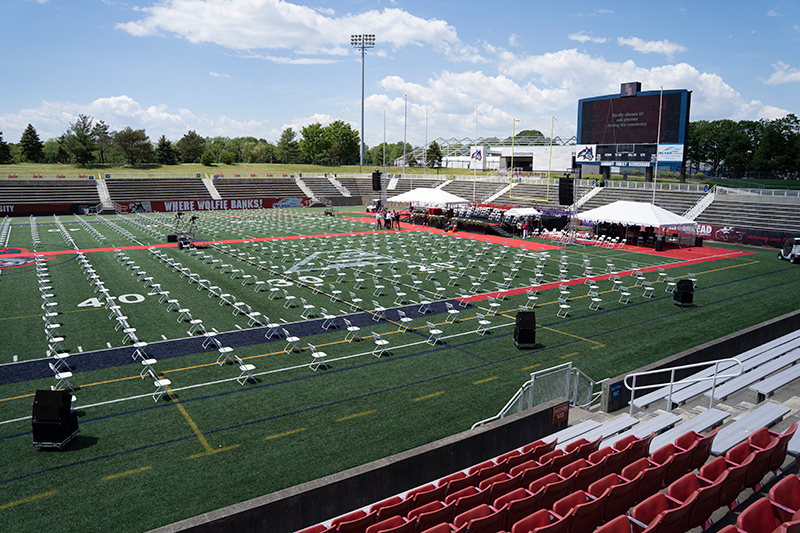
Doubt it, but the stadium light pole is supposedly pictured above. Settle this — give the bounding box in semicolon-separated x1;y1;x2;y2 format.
351;34;375;174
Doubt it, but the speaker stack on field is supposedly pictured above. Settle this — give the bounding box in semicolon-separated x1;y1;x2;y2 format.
32;389;79;449
372;170;382;191
514;311;537;349
673;279;694;308
558;178;574;205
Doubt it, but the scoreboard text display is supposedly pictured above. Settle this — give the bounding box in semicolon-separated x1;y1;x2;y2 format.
576;88;691;167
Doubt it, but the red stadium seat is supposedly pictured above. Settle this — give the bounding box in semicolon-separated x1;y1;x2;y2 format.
407;501;443;522
552;490;606;533
365;516;408;533
512;509;570;533
588;474;640;523
736;497;783;533
499;488;544;532
768;423;798;476
437;471;467;488
510;460;549;487
331;510;367;529
718;454;755;510
409;484;448;509
336;510;378;533
452;503;493;529
298;525;330;533
631;492;694;533
482;472;521;502
769;474;800;523
529;472;575;510
699;456;728;483
522;439;557;461
595;515;634;533
413;501;456;533
560;458;604;492
667;472;725;530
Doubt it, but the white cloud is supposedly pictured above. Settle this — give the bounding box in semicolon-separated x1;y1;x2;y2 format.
617;36;687;60
767;8;781;16
763;61;800;85
592;8;614;16
239;52;341;65
757;105;791;120
0;95;272;142
509;34;521;47
27;0;49;4
116;0;479;62
209;71;230;78
568;32;607;44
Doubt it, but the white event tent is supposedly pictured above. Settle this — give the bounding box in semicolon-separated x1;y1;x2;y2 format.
387;188;470;208
504;207;543;217
578;200;697;232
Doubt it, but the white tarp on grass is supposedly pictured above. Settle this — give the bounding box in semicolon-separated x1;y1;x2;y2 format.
578;200;697;232
387;188;470;208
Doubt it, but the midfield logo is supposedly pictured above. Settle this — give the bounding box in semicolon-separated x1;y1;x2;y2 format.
286;249;399;274
0;247;50;269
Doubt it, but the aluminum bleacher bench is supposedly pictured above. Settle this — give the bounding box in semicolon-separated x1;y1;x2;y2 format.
706;348;800;402
750;357;800;403
650;408;731;452
711;401;791;456
600;412;682;449
631;330;800;410
557;414;639;449
542;419;602;445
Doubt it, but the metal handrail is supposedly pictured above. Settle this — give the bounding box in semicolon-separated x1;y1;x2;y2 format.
624;358;743;415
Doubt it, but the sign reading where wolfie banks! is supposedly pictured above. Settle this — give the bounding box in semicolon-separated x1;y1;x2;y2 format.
121;197;309;213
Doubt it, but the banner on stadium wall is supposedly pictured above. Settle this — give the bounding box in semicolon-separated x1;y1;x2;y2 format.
0;203;88;216
120;197;309;213
697;223;799;248
469;146;486;171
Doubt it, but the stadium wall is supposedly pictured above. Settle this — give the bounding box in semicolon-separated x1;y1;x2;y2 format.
149;398;568;533
601;309;800;413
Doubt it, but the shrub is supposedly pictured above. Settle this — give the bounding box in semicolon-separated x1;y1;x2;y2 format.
200;150;215;166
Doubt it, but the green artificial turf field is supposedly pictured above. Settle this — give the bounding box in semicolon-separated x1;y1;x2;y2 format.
1;207;798;532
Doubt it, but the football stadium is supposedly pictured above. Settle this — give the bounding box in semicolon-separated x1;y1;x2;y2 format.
1;170;800;533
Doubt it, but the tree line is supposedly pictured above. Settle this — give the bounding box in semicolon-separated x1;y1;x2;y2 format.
3;113;795;176
686;114;799;178
0;116;420;168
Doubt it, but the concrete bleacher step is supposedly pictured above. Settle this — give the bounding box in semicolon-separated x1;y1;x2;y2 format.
600;411;682;449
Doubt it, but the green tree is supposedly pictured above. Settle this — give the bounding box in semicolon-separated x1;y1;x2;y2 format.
43;139;70;164
155;135;180;165
19;124;44;162
176;130;206;163
517;129;548;144
0;131;11;164
324;120;359;165
200;150;215;166
276;128;301;163
61;114;97;166
426;140;443;171
300;123;329;165
92;120;113;164
113;127;153;166
219;149;235;165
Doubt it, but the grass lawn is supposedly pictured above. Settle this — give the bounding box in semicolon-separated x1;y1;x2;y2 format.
1;207;798;532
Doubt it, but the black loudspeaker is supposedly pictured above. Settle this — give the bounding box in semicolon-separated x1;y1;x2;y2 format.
167;234;178;242
372;170;382;191
514;311;536;349
32;389;79;449
655;239;664;252
32;389;70;421
674;280;694;307
558;178;574;205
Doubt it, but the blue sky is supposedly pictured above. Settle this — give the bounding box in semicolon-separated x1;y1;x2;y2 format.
1;0;799;149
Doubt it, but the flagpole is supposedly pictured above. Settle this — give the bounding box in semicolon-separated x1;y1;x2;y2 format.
653;86;663;204
473;105;478;201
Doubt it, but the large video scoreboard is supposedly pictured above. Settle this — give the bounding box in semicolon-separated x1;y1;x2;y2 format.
575;84;691;169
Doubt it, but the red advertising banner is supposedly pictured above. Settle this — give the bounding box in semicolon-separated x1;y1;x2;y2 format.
697;223;798;248
109;197;309;213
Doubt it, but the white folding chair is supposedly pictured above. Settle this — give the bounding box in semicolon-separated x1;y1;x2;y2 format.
235;355;256;385
371;300;386;322
49;362;74;391
475;313;491;335
393;286;408;305
445;302;460;323
618;287;632;304
308;344;329;371
372;332;389;358
300;298;316;319
426;321;443;345
149;370;173;402
343;318;361;342
320;308;337;330
557;298;571;318
348;291;364;311
486;296;500;316
642;282;655;298
282;329;300;353
397;310;413;332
